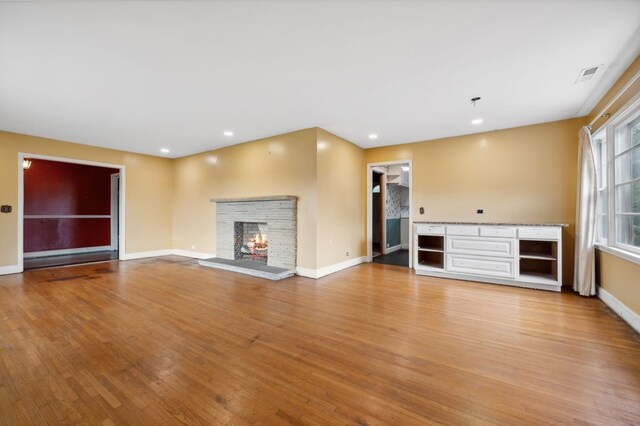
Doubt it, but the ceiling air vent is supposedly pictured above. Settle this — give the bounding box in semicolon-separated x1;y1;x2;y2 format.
575;65;603;84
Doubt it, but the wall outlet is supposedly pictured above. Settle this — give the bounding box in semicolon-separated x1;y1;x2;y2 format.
419;207;424;214
386;243;389;248
346;251;349;257
0;205;11;213
477;209;484;214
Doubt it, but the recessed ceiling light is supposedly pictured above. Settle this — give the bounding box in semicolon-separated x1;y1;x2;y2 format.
160;148;170;153
368;134;378;139
471;118;484;125
223;131;234;137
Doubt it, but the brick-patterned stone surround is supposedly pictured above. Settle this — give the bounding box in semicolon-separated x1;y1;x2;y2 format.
213;196;297;270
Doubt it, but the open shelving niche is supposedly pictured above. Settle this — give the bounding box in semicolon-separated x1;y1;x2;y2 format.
518;239;558;282
417;235;444;269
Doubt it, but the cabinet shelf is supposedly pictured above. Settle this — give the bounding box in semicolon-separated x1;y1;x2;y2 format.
418;248;443;253
519;253;556;260
417;250;443;270
519;240;557;258
417;235;444;251
519;271;559;284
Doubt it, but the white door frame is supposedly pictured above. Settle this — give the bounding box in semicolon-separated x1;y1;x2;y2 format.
110;173;120;251
366;159;412;267
17;153;126;272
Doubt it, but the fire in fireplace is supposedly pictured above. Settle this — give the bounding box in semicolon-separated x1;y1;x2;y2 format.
234;222;268;263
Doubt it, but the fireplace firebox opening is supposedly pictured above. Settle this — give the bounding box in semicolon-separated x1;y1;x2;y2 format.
234;222;268;263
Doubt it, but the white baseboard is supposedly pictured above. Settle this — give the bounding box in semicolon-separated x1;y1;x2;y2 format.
295;266;317;279
172;250;215;259
121;249;173;260
598;286;640;334
297;256;366;279
383;245;402;255
24;246;112;259
0;265;22;275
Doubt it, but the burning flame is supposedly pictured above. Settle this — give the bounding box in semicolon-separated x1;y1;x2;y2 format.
255;234;268;244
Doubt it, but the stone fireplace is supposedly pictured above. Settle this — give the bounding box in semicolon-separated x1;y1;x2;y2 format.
207;196;297;274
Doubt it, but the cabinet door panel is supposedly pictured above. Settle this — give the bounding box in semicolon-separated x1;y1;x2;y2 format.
416;224;444;235
518;227;560;240
447;254;516;278
480;226;517;238
446;236;516;258
446;225;479;236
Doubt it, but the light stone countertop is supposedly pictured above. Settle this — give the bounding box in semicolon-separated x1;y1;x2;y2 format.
413;221;569;227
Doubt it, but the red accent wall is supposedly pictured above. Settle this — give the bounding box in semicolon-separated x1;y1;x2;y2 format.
24;159;119;253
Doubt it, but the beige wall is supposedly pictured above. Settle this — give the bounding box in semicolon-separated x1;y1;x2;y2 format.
592;54;640;317
596;251;640;315
172;128;319;269
364;118;586;284
316;129;365;269
0;131;174;268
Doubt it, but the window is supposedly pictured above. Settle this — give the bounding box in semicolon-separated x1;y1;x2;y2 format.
613;115;640;251
595;97;640;257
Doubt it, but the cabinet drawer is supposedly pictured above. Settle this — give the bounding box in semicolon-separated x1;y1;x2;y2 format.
447;236;516;258
416;224;444;235
518;227;560;240
446;254;516;278
446;225;479;236
480;226;516;238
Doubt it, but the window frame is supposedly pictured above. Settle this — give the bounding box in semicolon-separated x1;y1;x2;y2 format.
595;92;640;263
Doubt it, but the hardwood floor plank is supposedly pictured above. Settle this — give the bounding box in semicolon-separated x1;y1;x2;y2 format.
1;257;639;425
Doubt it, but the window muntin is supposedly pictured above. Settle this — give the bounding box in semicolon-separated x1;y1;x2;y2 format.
611;112;640;253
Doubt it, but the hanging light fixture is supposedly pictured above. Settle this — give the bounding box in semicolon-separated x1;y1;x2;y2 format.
22;158;32;170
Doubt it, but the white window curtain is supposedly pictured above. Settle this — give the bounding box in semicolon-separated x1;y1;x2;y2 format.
573;126;597;296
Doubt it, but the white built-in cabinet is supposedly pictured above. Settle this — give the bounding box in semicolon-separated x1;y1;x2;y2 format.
414;223;565;291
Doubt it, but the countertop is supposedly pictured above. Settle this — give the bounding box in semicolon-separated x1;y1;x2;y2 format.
414;221;569;227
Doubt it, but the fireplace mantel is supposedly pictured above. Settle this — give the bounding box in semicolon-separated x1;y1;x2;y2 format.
210;195;298;203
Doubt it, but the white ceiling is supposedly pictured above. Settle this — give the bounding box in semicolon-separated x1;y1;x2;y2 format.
1;1;640;158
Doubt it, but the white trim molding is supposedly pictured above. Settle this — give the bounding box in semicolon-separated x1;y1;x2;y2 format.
121;249;173;260
0;265;22;275
366;159;413;267
18;153;127;268
24;215;111;219
598;286;640;334
24;246;113;259
172;250;216;259
596;244;640;267
383;244;402;255
296;256;366;279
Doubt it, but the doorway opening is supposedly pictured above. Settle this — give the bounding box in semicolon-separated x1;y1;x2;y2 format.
19;156;124;270
367;161;412;268
371;170;384;257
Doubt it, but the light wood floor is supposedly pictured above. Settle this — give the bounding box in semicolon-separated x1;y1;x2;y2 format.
1;256;639;425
